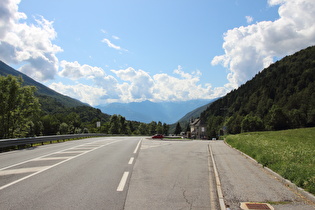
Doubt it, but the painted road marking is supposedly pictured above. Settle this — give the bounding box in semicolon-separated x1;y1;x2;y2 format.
117;171;129;192
0;140;121;191
32;157;71;161
133;139;142;154
128;157;134;165
0;167;48;176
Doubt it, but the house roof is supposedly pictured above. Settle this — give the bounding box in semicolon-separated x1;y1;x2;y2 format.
190;118;200;126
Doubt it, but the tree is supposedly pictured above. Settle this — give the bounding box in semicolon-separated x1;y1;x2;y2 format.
109;115;120;134
156;121;163;134
163;123;169;135
149;121;157;135
241;115;264;132
267;106;289;130
41;114;60;135
174;122;182;135
138;123;148;135
0;75;40;138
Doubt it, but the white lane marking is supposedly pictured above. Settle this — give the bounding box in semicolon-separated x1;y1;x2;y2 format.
133;139;142;154
57;151;84;154
32;157;72;161
128;157;134;165
0;140;121;191
0;140;111;171
117;171;129;192
0;167;48;176
208;144;226;210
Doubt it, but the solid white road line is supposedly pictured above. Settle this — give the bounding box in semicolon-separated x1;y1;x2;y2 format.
208;144;226;210
128;157;134;165
117;171;129;192
133;139;142;154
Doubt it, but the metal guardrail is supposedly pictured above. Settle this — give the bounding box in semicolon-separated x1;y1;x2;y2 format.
0;133;107;149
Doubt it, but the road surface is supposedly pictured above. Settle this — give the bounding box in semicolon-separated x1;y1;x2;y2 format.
210;141;314;210
0;137;314;210
0;137;141;209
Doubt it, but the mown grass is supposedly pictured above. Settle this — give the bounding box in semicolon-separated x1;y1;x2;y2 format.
226;127;315;194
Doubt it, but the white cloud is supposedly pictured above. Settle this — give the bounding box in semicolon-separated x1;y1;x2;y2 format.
49;82;108;106
245;16;253;24
51;65;228;105
0;0;62;81
59;60;105;80
101;38;126;51
212;0;315;89
111;67;155;102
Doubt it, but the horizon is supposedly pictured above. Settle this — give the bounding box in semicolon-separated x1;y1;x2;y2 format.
1;0;315;106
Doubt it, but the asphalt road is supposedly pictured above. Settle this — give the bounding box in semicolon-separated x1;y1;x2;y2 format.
1;137;314;210
210;141;315;210
0;137;141;210
124;139;215;210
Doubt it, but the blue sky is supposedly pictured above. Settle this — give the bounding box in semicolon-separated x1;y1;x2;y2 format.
1;0;315;106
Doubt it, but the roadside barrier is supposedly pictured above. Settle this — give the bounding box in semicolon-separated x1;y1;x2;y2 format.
0;134;107;150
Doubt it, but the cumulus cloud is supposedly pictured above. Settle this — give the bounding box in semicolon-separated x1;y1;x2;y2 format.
49;82;108;106
51;64;223;105
111;67;155;102
0;0;62;81
58;60;122;101
152;70;215;102
212;0;315;89
59;60;105;80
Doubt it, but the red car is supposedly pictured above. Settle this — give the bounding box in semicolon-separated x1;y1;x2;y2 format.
152;134;164;139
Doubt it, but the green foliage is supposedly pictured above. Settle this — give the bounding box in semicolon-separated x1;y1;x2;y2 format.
174;122;182;135
201;46;315;135
0;75;169;138
226;128;315;194
0;75;40;138
241;115;264;132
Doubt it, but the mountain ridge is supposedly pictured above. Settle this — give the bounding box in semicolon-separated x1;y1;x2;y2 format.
0;60;87;108
200;45;315;136
97;99;215;124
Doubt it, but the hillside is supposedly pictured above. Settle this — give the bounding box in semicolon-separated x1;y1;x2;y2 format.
0;61;87;108
168;98;218;134
0;60;110;125
200;46;315;137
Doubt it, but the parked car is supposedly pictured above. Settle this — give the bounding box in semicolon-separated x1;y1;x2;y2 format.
152;134;164;139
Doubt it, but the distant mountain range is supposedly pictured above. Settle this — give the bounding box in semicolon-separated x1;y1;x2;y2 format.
97;99;217;124
0;60;217;124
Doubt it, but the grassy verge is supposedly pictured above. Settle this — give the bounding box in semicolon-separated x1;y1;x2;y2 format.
226;127;315;194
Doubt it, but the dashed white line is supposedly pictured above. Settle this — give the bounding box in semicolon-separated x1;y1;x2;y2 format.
128;157;134;165
133;139;142;154
117;171;129;192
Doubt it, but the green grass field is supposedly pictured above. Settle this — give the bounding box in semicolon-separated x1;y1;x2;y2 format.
226;127;315;194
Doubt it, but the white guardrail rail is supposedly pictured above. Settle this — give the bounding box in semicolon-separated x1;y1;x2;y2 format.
0;133;107;150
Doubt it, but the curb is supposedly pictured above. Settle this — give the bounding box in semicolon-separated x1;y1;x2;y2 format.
208;143;227;210
223;140;315;204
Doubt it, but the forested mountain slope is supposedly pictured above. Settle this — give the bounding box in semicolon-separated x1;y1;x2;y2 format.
0;60;87;108
200;46;315;136
0;61;110;136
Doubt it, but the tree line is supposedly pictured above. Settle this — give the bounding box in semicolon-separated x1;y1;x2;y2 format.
0;75;169;139
200;46;315;138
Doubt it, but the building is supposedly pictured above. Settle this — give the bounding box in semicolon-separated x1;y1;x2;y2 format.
190;118;207;139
